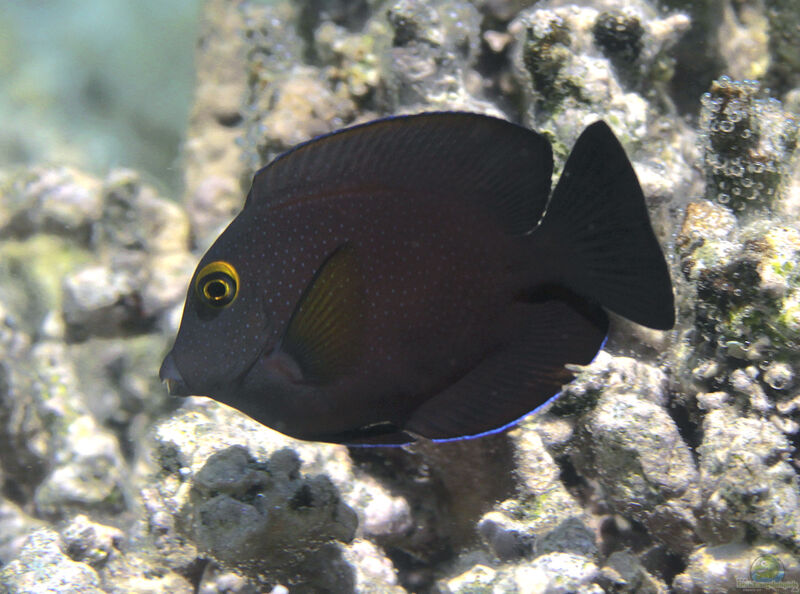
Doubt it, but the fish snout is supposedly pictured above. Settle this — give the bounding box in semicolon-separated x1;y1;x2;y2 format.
159;352;191;396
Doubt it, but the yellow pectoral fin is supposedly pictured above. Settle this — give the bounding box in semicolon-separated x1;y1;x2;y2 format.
281;243;365;384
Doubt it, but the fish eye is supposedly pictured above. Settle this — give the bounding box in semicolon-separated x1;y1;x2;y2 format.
195;261;239;308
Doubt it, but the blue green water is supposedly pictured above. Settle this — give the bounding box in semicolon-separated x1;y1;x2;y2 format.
0;0;202;192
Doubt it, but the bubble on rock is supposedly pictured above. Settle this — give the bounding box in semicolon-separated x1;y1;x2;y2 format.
700;76;798;213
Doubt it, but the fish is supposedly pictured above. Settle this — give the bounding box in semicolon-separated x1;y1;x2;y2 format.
160;112;674;445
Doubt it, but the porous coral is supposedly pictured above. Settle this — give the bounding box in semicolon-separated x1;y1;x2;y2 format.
700;76;798;213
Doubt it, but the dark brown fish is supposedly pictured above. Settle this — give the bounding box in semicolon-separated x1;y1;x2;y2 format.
160;112;674;445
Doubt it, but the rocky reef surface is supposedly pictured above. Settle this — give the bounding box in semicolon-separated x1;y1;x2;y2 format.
1;0;799;592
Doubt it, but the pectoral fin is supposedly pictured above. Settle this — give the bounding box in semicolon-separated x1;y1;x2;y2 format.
281;244;365;384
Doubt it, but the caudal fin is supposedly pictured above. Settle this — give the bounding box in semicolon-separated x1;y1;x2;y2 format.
532;122;674;330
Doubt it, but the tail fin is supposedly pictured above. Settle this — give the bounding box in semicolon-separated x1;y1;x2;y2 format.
532;122;674;330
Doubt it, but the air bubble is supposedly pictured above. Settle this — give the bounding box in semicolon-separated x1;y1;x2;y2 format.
718;193;730;204
719;120;734;133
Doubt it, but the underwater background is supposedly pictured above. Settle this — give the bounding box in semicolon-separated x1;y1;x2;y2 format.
0;0;799;592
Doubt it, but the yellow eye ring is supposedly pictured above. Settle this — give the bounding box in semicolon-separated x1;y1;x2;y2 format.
195;260;239;308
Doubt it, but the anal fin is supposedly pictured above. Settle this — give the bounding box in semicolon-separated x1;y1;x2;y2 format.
405;299;608;441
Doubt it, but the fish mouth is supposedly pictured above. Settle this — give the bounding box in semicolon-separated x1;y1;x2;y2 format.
159;351;192;397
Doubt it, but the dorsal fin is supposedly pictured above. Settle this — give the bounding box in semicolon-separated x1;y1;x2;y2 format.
280;244;364;384
247;112;554;235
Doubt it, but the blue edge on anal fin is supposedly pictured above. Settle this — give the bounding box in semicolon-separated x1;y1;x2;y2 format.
343;298;609;447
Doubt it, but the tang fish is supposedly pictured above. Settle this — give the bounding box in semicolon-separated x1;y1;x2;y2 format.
160;112;674;445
